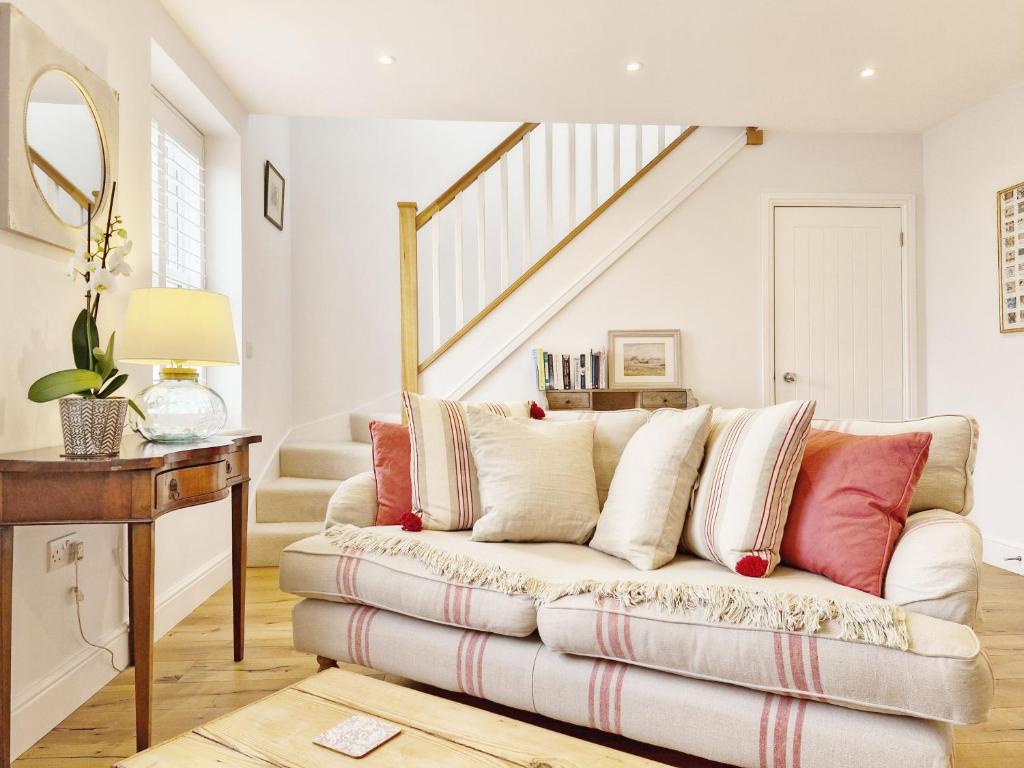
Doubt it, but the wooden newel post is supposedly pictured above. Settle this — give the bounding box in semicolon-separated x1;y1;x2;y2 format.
398;202;420;396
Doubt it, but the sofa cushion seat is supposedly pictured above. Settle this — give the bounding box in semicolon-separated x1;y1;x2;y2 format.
537;587;992;724
280;531;538;637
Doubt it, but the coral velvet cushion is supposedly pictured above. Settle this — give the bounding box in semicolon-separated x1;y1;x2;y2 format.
780;428;932;596
369;421;413;526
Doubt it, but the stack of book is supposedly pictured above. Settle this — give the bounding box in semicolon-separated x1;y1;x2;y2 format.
531;348;608;391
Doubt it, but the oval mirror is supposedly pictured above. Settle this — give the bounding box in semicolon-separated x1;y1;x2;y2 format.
25;69;104;227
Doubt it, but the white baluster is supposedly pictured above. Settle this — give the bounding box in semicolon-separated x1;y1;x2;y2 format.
613;124;621;190
568;122;577;225
657;125;666;153
476;175;486;311
634;124;643;173
544;123;554;248
590;124;598;211
454;192;464;328
499;152;509;288
431;215;441;349
521;132;532;268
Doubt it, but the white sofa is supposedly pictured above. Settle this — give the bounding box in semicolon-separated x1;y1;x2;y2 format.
279;413;990;768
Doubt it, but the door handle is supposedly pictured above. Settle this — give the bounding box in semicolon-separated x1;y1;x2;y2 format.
782;372;797;383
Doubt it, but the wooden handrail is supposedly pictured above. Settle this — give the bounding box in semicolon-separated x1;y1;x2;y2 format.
415;122;540;230
28;146;94;209
417;125;700;373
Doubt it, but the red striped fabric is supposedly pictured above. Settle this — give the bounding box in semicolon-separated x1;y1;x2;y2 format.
758;693;808;768
346;605;379;667
587;659;627;735
455;629;491;698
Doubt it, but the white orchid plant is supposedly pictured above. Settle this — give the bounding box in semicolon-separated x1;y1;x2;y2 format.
28;182;144;417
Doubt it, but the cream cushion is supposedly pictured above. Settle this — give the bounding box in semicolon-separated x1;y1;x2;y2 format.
402;393;531;531
682;400;816;577
884;509;983;626
544;409;650;505
590;406;712;570
280;532;538;637
536;589;991;725
813;414;978;515
324;471;378;530
467;411;599;543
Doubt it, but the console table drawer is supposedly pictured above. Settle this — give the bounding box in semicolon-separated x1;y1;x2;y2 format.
640;390;688;409
225;450;247;481
156;462;227;509
547;392;592;410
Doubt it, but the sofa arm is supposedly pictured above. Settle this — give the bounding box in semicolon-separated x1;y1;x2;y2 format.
324;471;378;530
884;509;982;626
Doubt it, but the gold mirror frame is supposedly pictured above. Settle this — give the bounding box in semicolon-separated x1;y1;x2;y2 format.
23;66;109;228
0;4;119;250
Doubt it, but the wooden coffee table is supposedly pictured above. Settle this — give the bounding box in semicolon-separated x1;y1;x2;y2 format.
117;667;667;767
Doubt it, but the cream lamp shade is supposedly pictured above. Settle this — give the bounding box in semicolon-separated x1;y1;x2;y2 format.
119;288;239;367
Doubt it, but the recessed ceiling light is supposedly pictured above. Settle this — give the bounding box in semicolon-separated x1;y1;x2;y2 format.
625;61;644;72
378;54;396;65
860;67;877;78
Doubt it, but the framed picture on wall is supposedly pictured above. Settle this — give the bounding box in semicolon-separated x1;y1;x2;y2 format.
998;181;1024;333
264;160;285;230
607;329;683;390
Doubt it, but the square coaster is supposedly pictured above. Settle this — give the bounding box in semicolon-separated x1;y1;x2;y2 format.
313;715;401;758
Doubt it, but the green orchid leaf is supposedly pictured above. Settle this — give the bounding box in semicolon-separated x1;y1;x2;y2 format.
93;332;116;379
28;369;103;403
72;309;99;371
96;373;128;399
129;399;146;420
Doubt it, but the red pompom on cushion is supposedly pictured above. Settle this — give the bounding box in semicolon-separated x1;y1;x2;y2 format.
736;555;769;578
369;420;413;526
780;428;932;596
530;401;546;420
399;511;423;532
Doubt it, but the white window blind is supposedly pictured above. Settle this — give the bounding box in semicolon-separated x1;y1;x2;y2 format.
151;90;205;289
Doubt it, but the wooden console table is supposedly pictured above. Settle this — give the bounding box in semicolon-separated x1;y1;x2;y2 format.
0;432;261;767
543;388;696;412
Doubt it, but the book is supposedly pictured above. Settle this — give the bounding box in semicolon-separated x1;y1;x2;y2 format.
531;348;609;391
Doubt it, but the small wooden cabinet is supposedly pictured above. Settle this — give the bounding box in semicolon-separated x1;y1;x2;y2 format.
543;388;696;412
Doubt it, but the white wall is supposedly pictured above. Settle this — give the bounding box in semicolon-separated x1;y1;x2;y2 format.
287;117;515;426
1;1;256;757
923;82;1024;571
242;115;292;482
468;131;923;408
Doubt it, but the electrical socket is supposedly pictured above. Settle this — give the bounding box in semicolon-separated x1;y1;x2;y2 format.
47;532;79;572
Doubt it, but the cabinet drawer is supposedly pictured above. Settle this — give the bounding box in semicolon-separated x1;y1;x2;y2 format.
641;390;688;409
546;392;592;410
224;450;247;481
156;462;227;509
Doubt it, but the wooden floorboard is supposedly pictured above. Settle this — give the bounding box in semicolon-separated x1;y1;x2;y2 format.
13;564;1024;767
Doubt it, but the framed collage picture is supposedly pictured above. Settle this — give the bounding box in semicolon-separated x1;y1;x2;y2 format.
998;181;1024;333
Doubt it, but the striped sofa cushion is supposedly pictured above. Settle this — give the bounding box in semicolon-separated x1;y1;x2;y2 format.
682;400;816;577
536;590;992;724
402;392;530;530
292;599;955;768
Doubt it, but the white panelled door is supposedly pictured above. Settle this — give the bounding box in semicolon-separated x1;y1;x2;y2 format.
773;206;906;420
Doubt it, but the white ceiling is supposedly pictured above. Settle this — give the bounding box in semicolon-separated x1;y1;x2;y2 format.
160;0;1024;133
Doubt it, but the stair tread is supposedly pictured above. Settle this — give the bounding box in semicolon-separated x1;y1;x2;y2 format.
259;476;345;491
247;520;323;566
278;440;372;481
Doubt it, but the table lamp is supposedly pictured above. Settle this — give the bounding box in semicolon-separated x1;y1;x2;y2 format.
119;287;239;442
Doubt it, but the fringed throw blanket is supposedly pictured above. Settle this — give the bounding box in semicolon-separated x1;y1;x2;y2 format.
324;524;909;650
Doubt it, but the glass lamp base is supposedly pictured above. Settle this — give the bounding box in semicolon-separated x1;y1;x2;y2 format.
134;371;227;442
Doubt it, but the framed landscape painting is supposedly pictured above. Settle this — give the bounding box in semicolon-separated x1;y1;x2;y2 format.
608;329;682;390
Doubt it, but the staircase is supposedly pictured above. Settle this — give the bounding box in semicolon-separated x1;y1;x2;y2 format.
248;410;400;566
250;122;761;564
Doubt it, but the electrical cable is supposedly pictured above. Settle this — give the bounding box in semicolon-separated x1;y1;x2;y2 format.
72;557;126;674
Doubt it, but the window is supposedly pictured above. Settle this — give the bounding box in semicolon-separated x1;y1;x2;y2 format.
151;89;205;289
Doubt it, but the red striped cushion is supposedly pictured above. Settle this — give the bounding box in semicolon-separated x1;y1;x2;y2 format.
682;400;816;577
402;392;531;530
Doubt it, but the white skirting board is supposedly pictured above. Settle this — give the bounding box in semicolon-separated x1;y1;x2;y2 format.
983;535;1024;576
11;549;232;759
